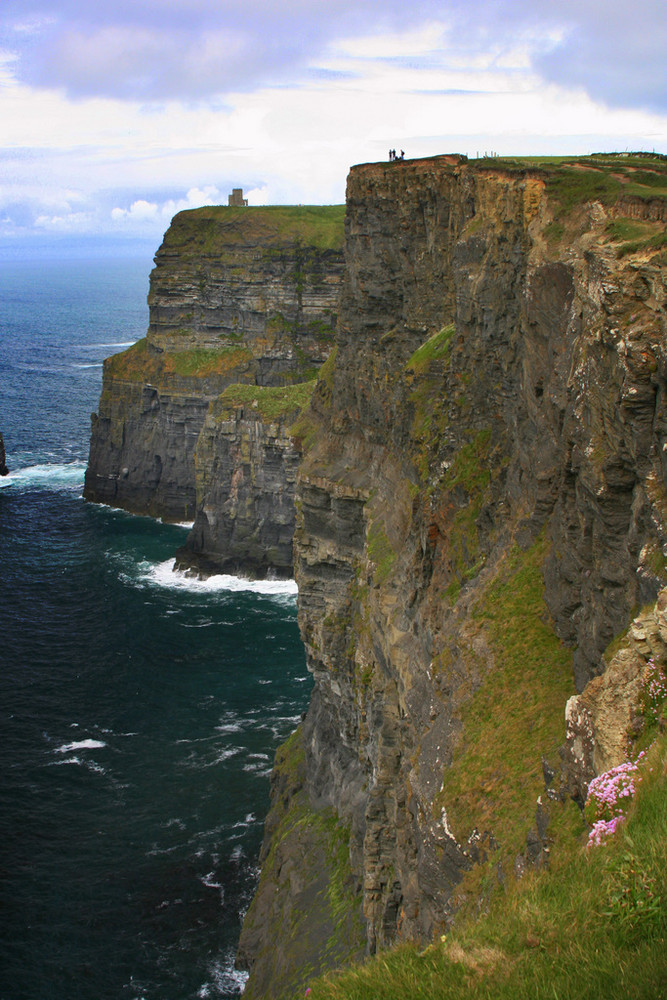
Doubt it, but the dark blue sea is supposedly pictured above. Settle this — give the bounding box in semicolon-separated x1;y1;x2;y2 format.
0;256;311;999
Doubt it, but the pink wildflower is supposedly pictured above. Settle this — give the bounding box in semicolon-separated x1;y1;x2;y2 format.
585;750;646;848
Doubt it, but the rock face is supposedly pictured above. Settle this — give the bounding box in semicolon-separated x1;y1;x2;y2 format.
0;432;8;476
240;154;667;996
84;206;345;524
176;382;314;578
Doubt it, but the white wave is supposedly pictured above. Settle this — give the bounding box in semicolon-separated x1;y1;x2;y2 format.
85;761;107;775
163;817;186;831
243;766;272;776
49;756;82;767
84;341;137;349
136;558;298;596
56;738;106;753
0;462;86;490
181;746;242;770
72;362;103;369
197;952;248;999
47;755;106;775
200;871;224;891
215;717;246;734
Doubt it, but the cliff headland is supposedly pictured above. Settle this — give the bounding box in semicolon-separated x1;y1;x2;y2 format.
86;153;667;998
84;204;345;577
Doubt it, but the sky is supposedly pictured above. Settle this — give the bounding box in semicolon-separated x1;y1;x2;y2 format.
1;0;666;244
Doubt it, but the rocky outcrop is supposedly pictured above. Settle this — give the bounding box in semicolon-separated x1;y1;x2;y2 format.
240;153;667;996
563;587;667;802
84;206;344;523
0;432;8;476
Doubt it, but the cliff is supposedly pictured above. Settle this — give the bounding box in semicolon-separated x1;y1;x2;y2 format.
238;153;667;996
84;205;345;527
176;380;315;578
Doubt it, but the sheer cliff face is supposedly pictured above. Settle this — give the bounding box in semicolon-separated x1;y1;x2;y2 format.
84;207;344;522
290;156;667;956
176;386;311;578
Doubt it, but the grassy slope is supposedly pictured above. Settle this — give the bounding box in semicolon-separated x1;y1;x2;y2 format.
435;536;576;900
294;734;667;1000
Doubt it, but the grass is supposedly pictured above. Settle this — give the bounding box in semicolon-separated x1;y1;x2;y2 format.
297;734;667;1000
467;153;667;218
436;535;575;889
405;325;456;484
161;204;346;256
212;379;317;422
407;324;455;375
605;219;667;257
367;517;397;586
439;429;493;596
104;338;253;382
290;347;338;453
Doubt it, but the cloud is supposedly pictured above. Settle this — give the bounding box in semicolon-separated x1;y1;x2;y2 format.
110;186;222;226
0;0;664;113
0;1;665;241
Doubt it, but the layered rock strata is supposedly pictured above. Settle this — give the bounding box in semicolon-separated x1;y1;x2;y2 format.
84;206;344;524
240;154;667;996
176;382;314;578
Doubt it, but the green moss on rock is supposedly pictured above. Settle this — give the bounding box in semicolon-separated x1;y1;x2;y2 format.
212;380;317;423
105;338;253;382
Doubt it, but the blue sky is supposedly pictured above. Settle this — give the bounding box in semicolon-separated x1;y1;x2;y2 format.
1;0;665;242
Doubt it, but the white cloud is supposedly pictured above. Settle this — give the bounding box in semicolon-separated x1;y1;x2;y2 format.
110;187;222;227
0;6;665;241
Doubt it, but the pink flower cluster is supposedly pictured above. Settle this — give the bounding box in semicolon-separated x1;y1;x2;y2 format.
587;814;625;848
642;658;667;723
584;752;646;848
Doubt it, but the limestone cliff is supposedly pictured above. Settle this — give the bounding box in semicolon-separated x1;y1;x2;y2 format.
239;153;667;996
84;206;345;525
176;381;315;579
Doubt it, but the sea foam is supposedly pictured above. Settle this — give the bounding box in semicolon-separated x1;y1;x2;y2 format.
55;739;107;753
0;462;86;491
137;558;298;596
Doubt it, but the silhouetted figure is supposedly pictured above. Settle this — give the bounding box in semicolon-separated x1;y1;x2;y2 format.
400;150;405;160
389;149;394;160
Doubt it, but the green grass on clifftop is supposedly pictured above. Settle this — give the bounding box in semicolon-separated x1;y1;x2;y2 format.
296;734;667;1000
473;153;667;214
161;205;346;255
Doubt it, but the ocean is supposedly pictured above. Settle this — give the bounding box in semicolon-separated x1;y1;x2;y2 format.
0;256;311;999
